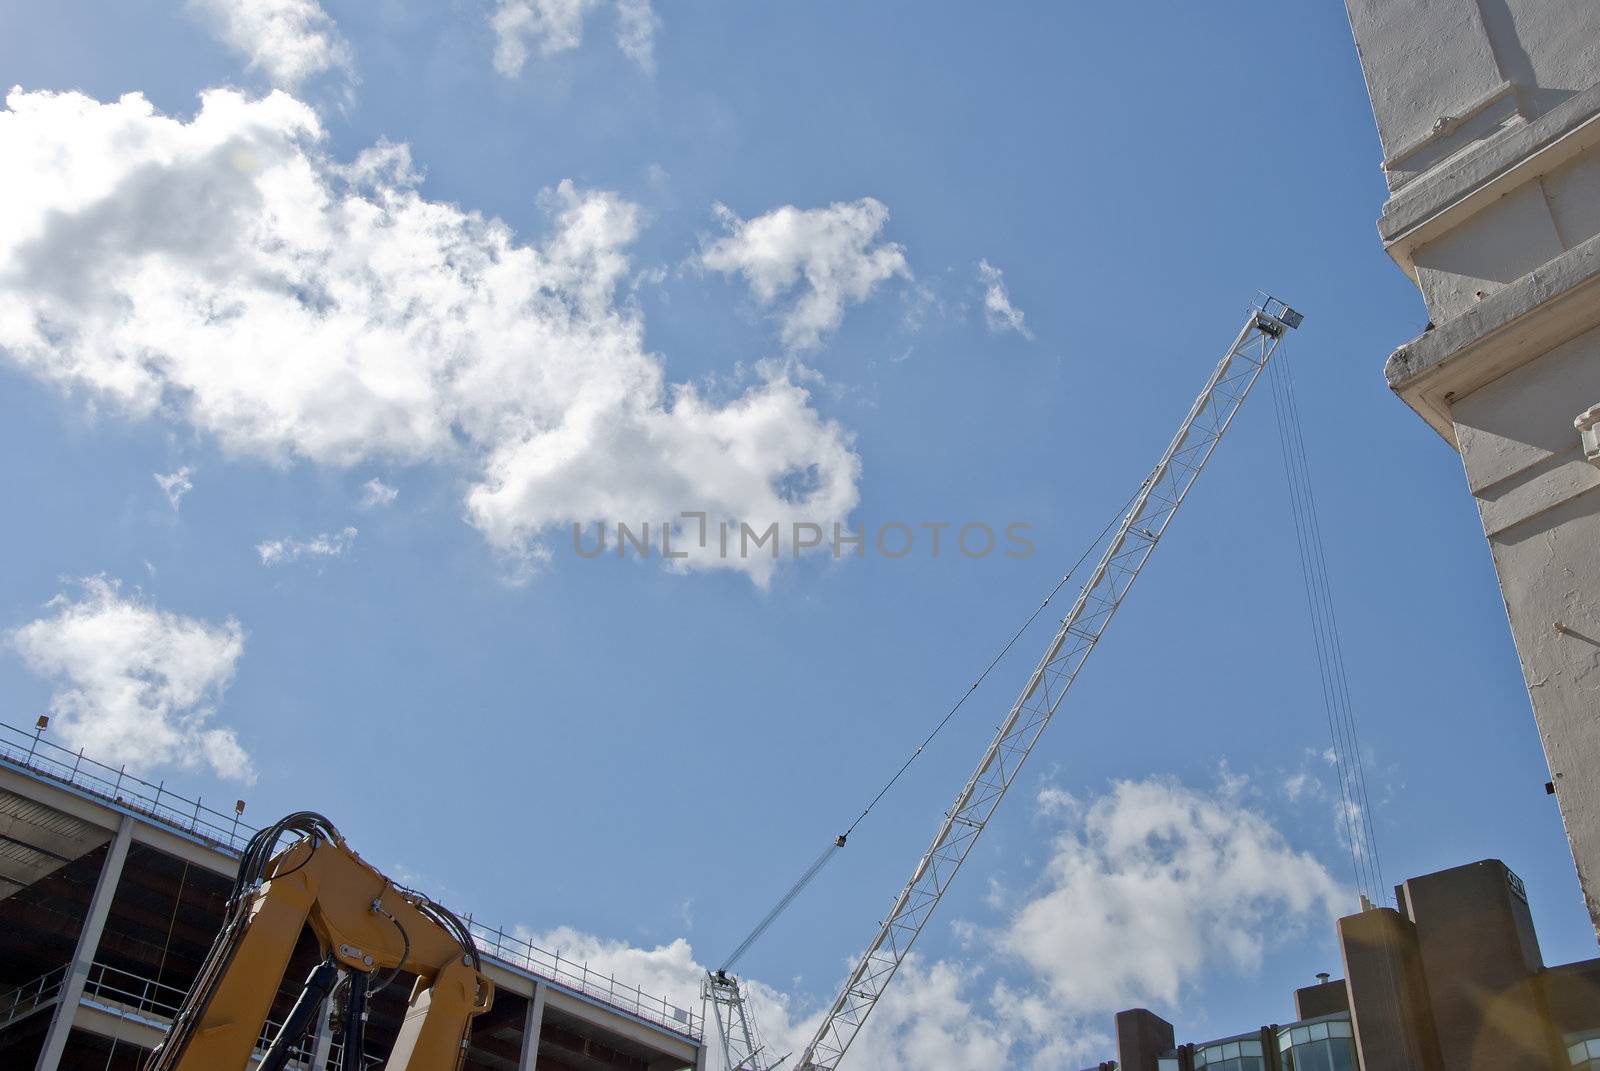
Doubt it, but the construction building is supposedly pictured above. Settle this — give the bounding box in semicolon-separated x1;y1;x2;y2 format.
0;719;708;1071
1342;0;1600;934
1098;859;1600;1071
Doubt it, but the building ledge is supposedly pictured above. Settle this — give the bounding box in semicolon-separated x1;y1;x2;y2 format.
1377;82;1600;277
1385;231;1600;444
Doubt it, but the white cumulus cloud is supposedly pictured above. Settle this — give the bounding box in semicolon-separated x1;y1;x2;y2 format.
359;477;398;509
257;526;358;566
701;199;911;351
1001;775;1344;1017
513;926;1047;1071
154;466;195;511
978;259;1032;340
513;773;1336;1070
490;0;657;76
188;0;353;90
8;576;251;781
614;0;660;72
0;87;858;585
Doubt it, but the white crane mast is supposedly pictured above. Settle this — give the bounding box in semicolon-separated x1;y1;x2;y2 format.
794;297;1302;1070
704;970;775;1071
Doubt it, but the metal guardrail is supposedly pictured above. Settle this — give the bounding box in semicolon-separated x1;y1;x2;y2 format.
469;921;700;1037
0;720;703;1041
0;963;66;1032
0;961;378;1069
0;722;254;850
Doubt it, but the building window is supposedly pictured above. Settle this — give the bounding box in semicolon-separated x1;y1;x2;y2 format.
1564;1031;1600;1068
1192;1036;1265;1071
1278;1017;1356;1071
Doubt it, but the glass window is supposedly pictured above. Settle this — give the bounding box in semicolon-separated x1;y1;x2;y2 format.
1158;1059;1180;1071
1278;1019;1358;1071
1241;1039;1263;1056
1564;1029;1600;1068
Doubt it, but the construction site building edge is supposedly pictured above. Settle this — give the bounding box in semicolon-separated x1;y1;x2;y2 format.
0;723;708;1071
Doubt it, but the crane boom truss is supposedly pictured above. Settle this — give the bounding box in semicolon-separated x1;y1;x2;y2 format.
796;298;1300;1070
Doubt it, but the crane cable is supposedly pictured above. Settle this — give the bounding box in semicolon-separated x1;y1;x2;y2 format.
717;483;1145;975
1267;354;1386;899
1268;342;1409;1042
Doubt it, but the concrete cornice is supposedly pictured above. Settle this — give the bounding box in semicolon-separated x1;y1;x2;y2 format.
1378;82;1600;277
1385;231;1600;444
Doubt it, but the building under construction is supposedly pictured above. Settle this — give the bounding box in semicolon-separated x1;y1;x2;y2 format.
0;719;707;1071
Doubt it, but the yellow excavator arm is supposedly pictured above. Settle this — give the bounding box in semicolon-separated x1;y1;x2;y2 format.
146;812;493;1071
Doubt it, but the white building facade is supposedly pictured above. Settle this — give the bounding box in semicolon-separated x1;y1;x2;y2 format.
1345;1;1600;934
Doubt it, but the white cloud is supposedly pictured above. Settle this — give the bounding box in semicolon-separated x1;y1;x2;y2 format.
8;576;251;780
1278;752;1381;872
614;0;660;72
1034;785;1081;819
1001;775;1344;1017
840;958;1028;1071
513;926;1041;1071
359;477;398;509
515;773;1338;1070
188;0;353;90
489;0;657;76
977;259;1032;340
700;199;911;350
0;87;858;585
256;526;358;566
154;466;195;511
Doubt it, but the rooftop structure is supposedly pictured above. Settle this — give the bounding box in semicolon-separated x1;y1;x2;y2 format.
0;719;706;1071
1094;858;1600;1071
1343;0;1600;936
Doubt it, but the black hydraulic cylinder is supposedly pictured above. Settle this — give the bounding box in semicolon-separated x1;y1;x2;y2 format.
259;957;340;1071
341;968;370;1071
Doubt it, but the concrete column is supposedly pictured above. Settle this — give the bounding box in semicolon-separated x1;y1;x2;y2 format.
518;982;546;1071
1400;861;1561;1070
1115;1008;1176;1071
1338;906;1444;1071
36;814;134;1071
693;1042;709;1071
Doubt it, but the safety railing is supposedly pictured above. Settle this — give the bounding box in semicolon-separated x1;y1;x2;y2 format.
467;920;702;1039
2;960;379;1069
0;718;703;1043
0;722;256;850
0;963;68;1032
78;960;188;1024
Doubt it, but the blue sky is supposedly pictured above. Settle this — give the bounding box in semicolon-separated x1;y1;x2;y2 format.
0;1;1589;1066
